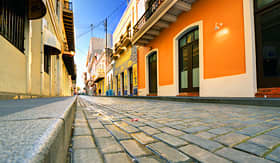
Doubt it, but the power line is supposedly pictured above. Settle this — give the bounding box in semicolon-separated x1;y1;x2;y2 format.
76;0;127;39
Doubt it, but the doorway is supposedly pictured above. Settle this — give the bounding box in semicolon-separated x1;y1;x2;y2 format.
129;67;133;95
178;27;199;93
121;72;124;96
255;0;280;88
148;51;158;95
116;75;119;96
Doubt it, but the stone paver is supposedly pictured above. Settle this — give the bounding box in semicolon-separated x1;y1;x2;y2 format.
153;133;187;147
237;125;271;136
265;128;280;138
88;119;104;129
147;142;192;163
214;133;250;147
104;125;131;140
131;132;156;145
208;127;233;135
195;132;217;139
248;134;280;149
72;136;96;149
137;157;160;163
74;96;280;163
234;141;268;156
216;148;274;163
104;153;132;163
99;119;113;125
114;121;139;133
73;148;103;163
179;145;231;163
159;127;185;136
95;137;123;153
180;134;223;152
73;126;91;136
139;126;161;135
120;140;152;157
266;146;280;162
92;128;112;138
183;126;210;133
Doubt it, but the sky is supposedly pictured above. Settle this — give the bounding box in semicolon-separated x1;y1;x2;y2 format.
73;0;129;89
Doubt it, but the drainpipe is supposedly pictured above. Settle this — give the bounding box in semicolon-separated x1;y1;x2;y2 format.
40;20;44;97
25;18;32;98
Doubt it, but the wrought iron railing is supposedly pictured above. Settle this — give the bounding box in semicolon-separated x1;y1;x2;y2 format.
64;1;73;11
133;0;164;33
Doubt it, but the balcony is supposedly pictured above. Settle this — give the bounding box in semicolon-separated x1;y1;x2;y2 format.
121;29;131;47
63;1;75;51
113;28;131;58
133;0;196;45
64;1;73;11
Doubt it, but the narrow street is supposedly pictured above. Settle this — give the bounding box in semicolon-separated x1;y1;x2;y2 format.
71;96;280;163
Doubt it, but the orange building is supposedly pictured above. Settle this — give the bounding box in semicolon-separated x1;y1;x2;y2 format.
133;0;280;97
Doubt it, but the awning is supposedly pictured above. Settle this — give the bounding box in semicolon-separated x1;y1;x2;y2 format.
28;0;47;20
94;76;105;83
62;55;77;80
43;27;61;55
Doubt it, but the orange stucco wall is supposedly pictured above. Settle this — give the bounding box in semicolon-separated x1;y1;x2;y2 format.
138;0;246;89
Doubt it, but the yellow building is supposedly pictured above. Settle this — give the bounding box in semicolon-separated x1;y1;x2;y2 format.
94;51;106;96
0;0;76;99
113;0;138;96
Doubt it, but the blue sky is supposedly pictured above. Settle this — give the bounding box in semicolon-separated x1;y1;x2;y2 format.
73;0;128;88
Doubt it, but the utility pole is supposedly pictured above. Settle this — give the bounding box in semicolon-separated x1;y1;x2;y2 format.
90;24;93;37
104;18;108;65
104;18;108;52
104;18;108;92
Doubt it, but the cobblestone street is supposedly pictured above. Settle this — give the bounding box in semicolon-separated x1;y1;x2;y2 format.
71;96;280;163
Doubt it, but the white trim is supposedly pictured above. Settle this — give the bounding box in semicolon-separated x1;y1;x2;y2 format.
158;84;176;96
173;21;203;96
243;0;257;94
145;49;159;95
138;88;146;96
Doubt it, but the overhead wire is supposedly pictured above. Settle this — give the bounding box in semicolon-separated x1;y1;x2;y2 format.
76;0;127;39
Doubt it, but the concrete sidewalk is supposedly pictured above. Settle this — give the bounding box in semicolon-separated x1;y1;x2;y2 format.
72;96;280;163
0;96;77;163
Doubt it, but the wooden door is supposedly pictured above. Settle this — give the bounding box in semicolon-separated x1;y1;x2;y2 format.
255;0;280;88
179;27;199;92
148;52;157;94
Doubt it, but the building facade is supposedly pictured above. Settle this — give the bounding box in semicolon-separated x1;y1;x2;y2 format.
0;0;76;99
86;37;106;95
85;36;114;96
134;0;280;97
95;52;106;96
113;0;138;96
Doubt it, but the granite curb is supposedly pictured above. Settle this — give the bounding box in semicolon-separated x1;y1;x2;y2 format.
0;96;77;163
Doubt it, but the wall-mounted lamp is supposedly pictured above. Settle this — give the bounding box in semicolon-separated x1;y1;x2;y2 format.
70;51;75;56
215;23;224;31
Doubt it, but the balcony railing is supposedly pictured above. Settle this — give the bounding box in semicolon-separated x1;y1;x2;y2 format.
134;0;164;33
64;1;73;11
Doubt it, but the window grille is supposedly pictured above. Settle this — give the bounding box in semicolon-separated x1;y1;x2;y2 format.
0;0;26;52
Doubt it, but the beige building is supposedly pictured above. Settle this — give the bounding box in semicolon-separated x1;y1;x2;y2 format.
0;0;76;99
